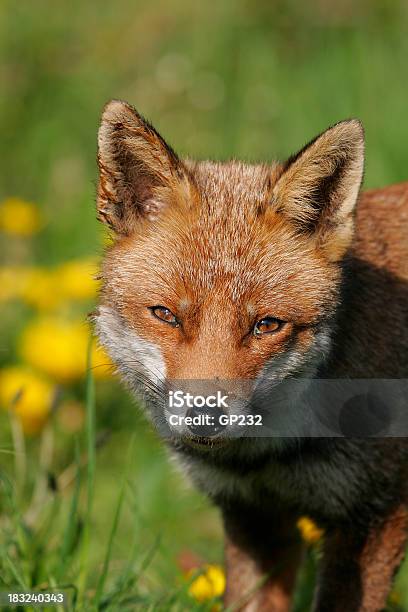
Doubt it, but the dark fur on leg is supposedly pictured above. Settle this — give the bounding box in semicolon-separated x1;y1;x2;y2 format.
222;502;304;612
313;505;408;612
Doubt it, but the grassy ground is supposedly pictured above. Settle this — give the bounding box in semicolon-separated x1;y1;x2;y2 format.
1;1;408;610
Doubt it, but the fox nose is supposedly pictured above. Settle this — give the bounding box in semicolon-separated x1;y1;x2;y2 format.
185;404;228;437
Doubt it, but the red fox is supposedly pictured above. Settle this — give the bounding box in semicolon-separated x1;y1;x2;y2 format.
95;100;408;612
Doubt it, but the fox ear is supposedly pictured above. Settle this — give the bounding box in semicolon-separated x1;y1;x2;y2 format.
271;120;365;261
97;100;191;234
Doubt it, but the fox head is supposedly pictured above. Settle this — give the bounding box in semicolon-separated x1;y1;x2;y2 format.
94;100;364;448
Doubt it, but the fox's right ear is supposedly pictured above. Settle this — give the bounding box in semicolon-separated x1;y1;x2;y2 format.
97;100;192;234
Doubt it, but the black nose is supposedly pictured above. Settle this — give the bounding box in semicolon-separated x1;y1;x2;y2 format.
185;404;228;437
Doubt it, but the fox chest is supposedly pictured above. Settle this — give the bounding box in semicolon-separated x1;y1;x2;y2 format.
176;450;363;521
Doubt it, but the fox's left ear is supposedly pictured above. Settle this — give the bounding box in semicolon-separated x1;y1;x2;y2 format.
271;120;365;261
97;100;192;234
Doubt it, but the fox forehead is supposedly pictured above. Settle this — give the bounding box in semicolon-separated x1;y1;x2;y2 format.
185;159;279;211
101;160;339;325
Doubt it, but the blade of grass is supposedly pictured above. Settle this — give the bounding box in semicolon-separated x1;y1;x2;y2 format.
9;409;26;501
77;335;96;605
1;552;28;590
56;440;82;582
29;494;61;587
94;436;135;606
25;422;55;527
103;538;140;600
99;534;161;610
0;472;30;585
85;337;96;521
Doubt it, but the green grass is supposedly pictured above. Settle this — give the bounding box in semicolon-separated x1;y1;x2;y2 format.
1;1;408;610
0;362;222;611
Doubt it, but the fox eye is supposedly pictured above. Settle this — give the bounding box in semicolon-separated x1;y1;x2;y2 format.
150;306;179;327
253;317;284;337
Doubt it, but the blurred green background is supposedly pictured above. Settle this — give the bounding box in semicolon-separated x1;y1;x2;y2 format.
1;1;408;610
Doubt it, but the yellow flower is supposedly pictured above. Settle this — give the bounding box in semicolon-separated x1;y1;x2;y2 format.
0;260;100;309
21;268;63;310
297;517;324;544
56;258;100;301
188;564;226;602
0;266;58;307
20;317;112;383
0;197;42;236
0;366;54;434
